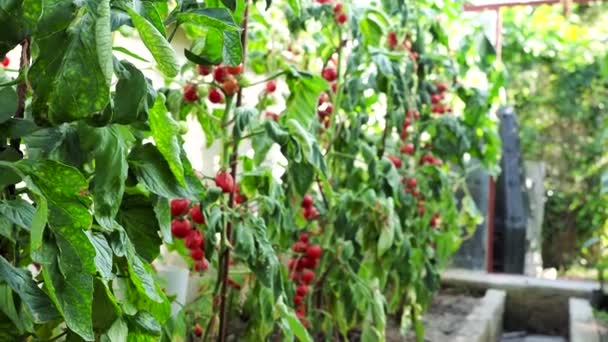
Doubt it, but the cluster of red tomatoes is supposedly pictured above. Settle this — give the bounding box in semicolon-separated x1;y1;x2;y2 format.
214;170;246;204
182;63;243;104
316;63;340;129
288;232;323;326
387;108;422;169
387;31;418;61
263;80;281;121
170;199;209;271
316;0;347;24
430;82;452;114
301;194;319;221
402;177;441;227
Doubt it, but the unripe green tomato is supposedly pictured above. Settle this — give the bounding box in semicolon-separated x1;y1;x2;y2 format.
178;121;189;135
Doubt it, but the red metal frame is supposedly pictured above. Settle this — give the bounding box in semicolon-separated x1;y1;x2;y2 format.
463;0;597;11
486;177;496;272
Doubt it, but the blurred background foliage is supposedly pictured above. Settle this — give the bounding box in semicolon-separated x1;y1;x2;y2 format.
500;2;608;270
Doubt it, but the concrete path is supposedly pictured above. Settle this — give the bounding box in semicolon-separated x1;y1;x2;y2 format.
501;333;566;342
442;268;600;336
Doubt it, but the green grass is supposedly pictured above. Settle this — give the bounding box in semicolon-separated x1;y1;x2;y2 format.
594;309;608;323
557;265;598;281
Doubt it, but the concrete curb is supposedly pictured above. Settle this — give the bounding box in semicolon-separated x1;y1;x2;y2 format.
569;298;600;342
452;289;507;342
442;268;599;336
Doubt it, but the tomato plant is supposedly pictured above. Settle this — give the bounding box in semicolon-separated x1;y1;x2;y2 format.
173;0;500;340
0;0;499;341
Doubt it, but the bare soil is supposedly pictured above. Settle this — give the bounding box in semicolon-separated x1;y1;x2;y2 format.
398;291;480;342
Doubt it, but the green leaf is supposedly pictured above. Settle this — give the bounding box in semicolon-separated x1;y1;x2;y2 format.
29;187;48;259
0;1;38;55
284;71;328;125
184;48;217;65
148;94;186;187
119;277;170;328
264;120;289;145
128;143;204;200
101;318;128;342
140;2;167;37
233;221;255;260
113;46;150;62
23;126;66;160
233;106;257;137
116;195;162;263
81;125;133;230
0;147;24;166
130;311;162;335
152;195;172;244
92;279;121;333
195;107;222;148
372;54;393;79
29;11;111;124
17;160;96;274
287;0;301;17
96;0;113;84
222;30;243;66
35;0;76;37
184;19;242;65
360;12;385;47
0;86;17;124
161;310;187;342
287;161;314;197
251;134;274;165
177;8;240;32
221;0;237;11
285;119;327;176
0;283;33;334
0;216;13;243
248;217;281;294
0;199;34;230
86;232;113;281
126;7;179;77
0;118;40;139
276;299;313;342
185;29;223;65
115;230;164;303
113;59;156;124
430;21;449;47
379;222;396;257
40;242;94;341
0;255;59;324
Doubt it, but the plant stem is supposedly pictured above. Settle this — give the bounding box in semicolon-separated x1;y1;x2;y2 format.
217;2;250;341
229;129;265;143
203;313;217;342
167;1;183;43
242;71;288;88
313;255;336;310
220;97;235;166
6;38;30;266
323;38;348;157
317;178;330;210
168;24;179;43
377;82;392;159
45;330;67;342
10;38;29;157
